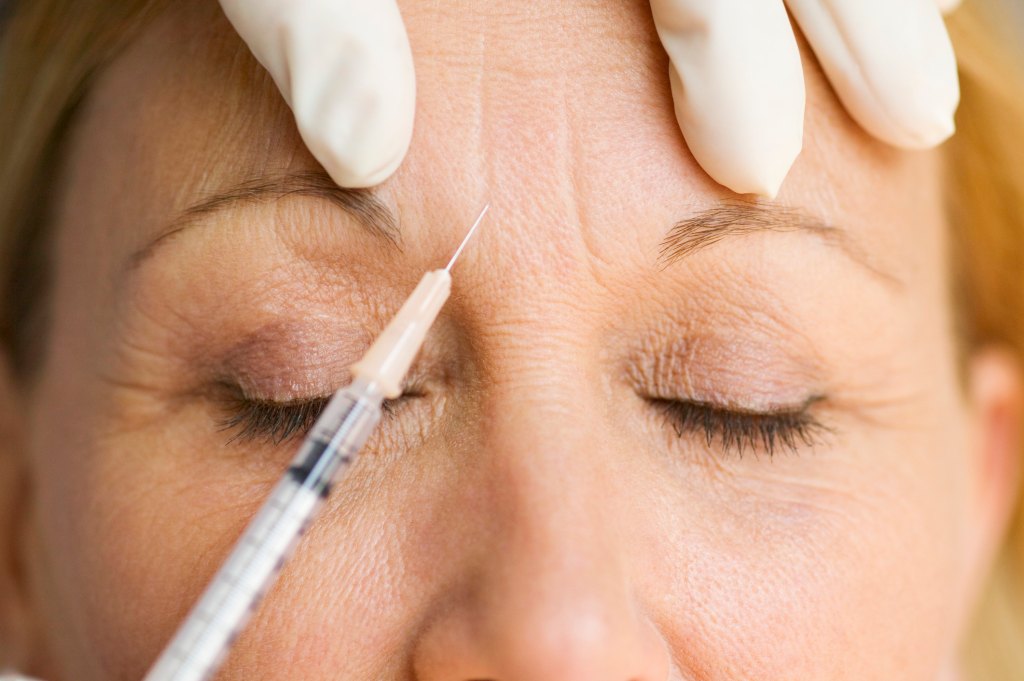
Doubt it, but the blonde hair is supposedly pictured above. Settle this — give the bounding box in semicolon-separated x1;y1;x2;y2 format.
946;7;1024;679
0;0;167;378
0;1;1022;677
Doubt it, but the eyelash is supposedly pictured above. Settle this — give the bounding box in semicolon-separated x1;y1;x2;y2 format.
218;394;405;445
217;391;827;456
652;397;827;457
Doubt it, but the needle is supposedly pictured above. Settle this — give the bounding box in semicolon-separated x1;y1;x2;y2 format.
445;204;490;272
142;207;490;681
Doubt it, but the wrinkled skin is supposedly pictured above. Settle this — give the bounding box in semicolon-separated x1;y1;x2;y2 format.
1;1;1020;680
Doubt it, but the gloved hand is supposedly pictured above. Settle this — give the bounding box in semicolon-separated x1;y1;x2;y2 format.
650;0;962;196
219;0;961;198
217;0;415;189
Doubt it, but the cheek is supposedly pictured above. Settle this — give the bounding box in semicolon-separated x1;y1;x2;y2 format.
26;357;437;681
27;397;257;678
638;404;972;678
26;367;973;681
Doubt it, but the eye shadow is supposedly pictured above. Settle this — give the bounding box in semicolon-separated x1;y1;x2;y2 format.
207;319;372;400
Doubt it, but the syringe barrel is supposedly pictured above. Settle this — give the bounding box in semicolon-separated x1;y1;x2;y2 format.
142;379;383;681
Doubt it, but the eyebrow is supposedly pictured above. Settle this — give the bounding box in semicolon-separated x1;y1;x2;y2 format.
127;170;399;271
658;200;901;288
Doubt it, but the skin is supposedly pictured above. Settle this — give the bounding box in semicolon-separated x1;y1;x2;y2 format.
0;1;1021;679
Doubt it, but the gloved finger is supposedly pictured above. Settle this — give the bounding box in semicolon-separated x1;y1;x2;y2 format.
219;0;415;188
784;0;960;149
650;0;805;197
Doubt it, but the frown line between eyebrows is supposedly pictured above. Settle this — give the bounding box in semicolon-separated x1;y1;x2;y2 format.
658;200;903;290
123;170;400;275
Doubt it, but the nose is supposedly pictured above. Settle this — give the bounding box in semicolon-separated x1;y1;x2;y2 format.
411;380;670;681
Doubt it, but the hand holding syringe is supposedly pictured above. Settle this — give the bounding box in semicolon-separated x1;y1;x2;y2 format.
142;206;489;681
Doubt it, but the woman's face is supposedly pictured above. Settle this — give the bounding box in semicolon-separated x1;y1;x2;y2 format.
10;1;1017;679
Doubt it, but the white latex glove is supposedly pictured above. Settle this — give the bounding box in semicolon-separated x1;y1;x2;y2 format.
220;0;961;197
217;0;415;188
649;0;963;196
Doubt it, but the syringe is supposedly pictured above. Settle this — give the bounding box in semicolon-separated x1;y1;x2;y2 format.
143;205;489;681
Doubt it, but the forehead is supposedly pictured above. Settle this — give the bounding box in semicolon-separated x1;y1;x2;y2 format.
71;0;943;284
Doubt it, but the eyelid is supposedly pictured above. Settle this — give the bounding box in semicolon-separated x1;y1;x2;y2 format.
651;396;830;457
218;393;330;445
215;384;420;446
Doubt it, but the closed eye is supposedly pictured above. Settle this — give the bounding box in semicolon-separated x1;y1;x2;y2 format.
651;396;829;457
217;389;412;446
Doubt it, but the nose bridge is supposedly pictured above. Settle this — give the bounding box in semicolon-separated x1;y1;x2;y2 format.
469;294;624;562
479;406;640;672
409;316;670;680
475;312;609;540
484;362;612;574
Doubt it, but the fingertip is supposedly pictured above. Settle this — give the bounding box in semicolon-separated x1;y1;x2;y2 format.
903;114;957;150
654;0;804;197
318;146;408;189
226;0;416;188
298;95;414;188
786;0;960;151
666;62;800;199
290;1;415;188
710;161;791;199
868;58;960;150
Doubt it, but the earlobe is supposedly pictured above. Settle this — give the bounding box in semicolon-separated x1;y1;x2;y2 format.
0;356;34;671
965;346;1024;587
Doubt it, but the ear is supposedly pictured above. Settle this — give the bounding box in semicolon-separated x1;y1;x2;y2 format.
0;356;34;671
963;347;1024;594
